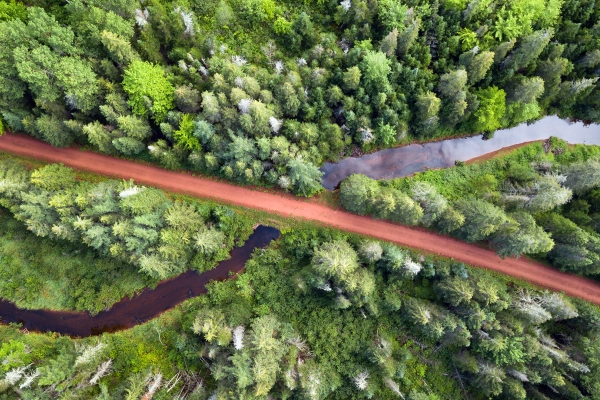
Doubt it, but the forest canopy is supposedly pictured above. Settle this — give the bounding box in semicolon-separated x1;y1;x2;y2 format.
339;139;600;277
0;0;599;195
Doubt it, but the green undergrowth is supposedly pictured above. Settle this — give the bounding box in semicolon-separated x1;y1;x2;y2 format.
0;209;153;314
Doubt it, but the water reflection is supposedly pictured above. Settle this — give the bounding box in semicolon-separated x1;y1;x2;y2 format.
321;116;600;190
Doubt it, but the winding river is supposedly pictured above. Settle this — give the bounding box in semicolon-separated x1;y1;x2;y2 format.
321;116;600;190
0;225;280;337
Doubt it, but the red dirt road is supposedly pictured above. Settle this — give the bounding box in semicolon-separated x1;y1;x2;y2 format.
3;133;600;305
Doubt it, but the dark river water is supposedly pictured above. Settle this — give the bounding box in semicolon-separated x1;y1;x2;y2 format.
0;225;280;337
321;116;600;190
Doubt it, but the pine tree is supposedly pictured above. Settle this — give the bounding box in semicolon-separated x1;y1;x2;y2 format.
358;241;383;263
536;57;571;101
493;38;516;63
112;137;145;155
371;187;396;219
201;91;221;122
454;197;508;242
194;227;226;255
35;115;73;148
116;115;151;141
343;66;362;91
279;82;300;117
435;277;475;306
506;76;545;104
249;100;274;136
30;164;76;192
174;84;200;113
340;174;380;215
411;181;448;226
502;30;553;72
380;29;398;57
490;212;554;258
403;298;432;325
100;30;138;65
579;49;600;69
460;49;495;85
390;191;423;225
436;206;465;233
311;240;359;280
415;91;441;128
563;159;600;194
287;157;323;197
360;50;392;95
397;18;420;56
437;69;467;99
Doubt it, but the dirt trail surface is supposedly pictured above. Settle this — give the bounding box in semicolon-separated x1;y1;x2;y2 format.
3;133;600;305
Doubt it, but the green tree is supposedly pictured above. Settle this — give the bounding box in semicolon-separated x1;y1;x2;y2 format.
397;18;420;56
459;50;495;85
454;197;508;242
0;0;26;21
174;114;200;151
174;84;200;113
507;76;545;104
380;29;398;57
490;212;554;258
377;123;397;147
343;66;361;91
360;50;392;95
122;60;174;122
378;0;408;31
471;87;506;132
100;30;138;65
35;115;73;148
30;164;76;192
437;69;467;99
340;174;380;215
415;92;441;128
564;159;600;194
287;158;323;197
502;29;553;71
13;45;98;113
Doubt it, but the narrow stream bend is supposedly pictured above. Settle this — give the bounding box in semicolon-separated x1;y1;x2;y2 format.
0;225;280;337
321;116;600;190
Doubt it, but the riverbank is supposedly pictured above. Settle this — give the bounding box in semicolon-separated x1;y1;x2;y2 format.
321;116;600;189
